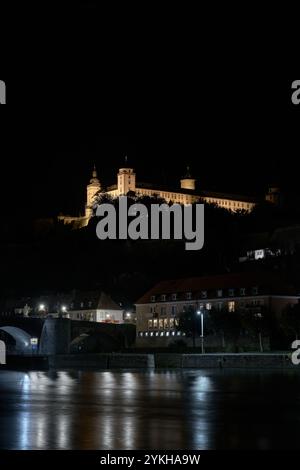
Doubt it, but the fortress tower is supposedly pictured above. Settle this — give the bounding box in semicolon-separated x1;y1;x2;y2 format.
180;166;196;191
85;165;101;218
117;159;136;195
265;186;281;206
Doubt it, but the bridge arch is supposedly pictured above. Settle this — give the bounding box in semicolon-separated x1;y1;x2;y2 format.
0;327;32;355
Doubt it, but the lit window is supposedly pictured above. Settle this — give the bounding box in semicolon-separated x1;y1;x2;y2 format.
166;332;170;337
159;319;164;329
160;331;164;337
228;301;235;312
169;318;175;329
148;319;153;329
153;319;158;329
206;303;212;310
164;318;168;329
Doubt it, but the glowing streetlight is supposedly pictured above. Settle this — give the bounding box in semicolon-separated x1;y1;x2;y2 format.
196;309;204;353
61;305;67;313
39;304;46;312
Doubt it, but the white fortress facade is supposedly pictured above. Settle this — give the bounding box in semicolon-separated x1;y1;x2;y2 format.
59;164;259;228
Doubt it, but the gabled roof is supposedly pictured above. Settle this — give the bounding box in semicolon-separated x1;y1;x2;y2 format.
97;292;121;311
135;272;298;304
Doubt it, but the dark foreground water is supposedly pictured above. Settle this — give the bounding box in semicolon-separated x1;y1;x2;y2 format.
0;369;300;450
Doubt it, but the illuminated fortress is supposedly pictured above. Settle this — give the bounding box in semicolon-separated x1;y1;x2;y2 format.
59;163;278;229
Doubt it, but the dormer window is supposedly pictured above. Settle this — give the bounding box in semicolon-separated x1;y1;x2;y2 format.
80;302;84;308
186;292;192;300
201;291;207;299
252;287;259;295
240;288;246;296
229;289;235;297
161;294;166;302
151;296;156;303
172;293;177;301
217;289;223;298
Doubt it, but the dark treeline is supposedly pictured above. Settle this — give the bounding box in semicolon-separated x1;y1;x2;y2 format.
1;195;300;304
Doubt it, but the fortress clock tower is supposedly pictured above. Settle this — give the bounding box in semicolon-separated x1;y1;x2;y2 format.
85;165;101;219
117;158;136;195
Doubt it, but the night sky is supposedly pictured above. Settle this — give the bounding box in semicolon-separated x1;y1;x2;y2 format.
0;5;299;219
1;82;298;219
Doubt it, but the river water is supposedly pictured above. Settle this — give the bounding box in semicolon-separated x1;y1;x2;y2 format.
0;369;299;450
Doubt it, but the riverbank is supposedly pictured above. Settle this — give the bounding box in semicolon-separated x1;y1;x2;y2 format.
1;352;298;370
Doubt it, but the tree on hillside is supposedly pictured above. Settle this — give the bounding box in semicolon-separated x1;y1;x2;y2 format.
280;304;300;342
177;306;201;348
241;307;271;352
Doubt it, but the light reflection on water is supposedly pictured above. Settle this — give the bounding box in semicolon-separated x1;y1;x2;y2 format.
0;369;300;450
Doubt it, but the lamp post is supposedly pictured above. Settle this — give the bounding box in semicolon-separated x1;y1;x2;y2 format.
197;309;205;354
126;312;132;322
38;304;47;317
60;305;68;318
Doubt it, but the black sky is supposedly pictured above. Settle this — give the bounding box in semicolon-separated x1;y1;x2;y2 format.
0;5;299;218
0;79;299;218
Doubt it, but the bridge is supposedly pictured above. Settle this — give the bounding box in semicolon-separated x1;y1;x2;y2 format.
0;317;135;356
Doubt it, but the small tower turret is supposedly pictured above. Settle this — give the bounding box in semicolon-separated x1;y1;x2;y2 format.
117;156;136;195
265;185;281;206
180;166;196;191
86;164;101;219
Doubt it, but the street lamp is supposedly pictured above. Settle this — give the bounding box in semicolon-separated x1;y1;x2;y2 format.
38;304;47;316
197;309;204;354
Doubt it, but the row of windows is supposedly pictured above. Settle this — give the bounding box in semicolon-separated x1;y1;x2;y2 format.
72;313;94;320
151;287;259;303
206;198;252;210
139;331;186;338
150;303;213;316
148;318;179;329
148;299;264;318
62;302;94;309
135;189;193;204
